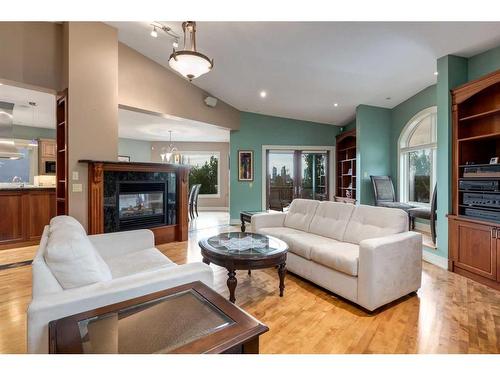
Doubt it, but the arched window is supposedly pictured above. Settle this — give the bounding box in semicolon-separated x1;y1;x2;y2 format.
399;106;437;205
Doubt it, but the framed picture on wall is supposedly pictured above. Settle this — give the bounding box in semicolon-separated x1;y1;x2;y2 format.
118;155;130;162
238;150;253;181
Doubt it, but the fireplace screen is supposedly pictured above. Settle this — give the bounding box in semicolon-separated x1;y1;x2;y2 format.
118;192;164;219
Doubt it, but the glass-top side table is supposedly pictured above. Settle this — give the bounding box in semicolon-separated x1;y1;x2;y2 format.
49;282;268;354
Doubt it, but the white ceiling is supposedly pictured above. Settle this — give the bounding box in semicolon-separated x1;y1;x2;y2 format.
118;107;230;142
108;21;500;125
0;84;55;128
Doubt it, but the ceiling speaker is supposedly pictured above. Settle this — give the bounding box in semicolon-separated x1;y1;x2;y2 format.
204;96;218;108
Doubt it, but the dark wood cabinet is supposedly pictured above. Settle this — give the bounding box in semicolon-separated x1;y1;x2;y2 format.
0;192;24;244
0;189;56;250
449;216;497;281
449;68;500;290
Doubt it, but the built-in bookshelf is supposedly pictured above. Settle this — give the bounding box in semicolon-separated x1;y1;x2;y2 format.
335;129;356;203
56;89;68;216
449;68;500;290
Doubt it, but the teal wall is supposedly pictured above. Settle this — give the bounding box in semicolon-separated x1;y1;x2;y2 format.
355;105;392;205
390;85;437;196
467;45;500;82
118;138;152;162
230;112;339;221
13;125;55;140
343;119;356;133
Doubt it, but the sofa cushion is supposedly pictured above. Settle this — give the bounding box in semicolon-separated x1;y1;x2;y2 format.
45;228;112;289
280;232;341;260
49;215;86;236
309;201;355;241
310;241;360;276
257;226;305;240
284;199;320;232
343;204;408;245
105;248;176;278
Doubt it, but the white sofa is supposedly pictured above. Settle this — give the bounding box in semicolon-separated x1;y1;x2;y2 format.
252;199;422;311
27;216;213;354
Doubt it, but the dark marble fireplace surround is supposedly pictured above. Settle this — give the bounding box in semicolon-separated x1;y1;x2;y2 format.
103;171;177;233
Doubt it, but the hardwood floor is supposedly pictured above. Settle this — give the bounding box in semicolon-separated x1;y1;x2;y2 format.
1;217;500;353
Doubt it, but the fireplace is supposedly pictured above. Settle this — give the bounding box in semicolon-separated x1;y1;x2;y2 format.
80;160;189;244
117;182;166;230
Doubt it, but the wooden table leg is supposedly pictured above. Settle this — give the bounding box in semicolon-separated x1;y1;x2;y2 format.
248;269;251;276
278;263;286;297
227;269;237;303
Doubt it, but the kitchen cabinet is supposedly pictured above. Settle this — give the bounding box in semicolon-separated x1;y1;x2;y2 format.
38;138;57;175
0;188;55;250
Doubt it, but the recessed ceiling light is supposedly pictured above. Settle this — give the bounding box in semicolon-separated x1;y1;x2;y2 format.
333;103;339;107
150;26;158;38
0;83;3;86
260;91;267;98
434;71;439;76
172;40;179;48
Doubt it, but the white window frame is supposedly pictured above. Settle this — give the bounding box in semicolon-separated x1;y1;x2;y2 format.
180;151;221;198
398;106;437;207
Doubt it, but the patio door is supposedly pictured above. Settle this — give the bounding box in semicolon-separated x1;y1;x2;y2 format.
266;149;329;210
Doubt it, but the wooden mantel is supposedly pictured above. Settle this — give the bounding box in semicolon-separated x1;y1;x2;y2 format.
79;160;190;244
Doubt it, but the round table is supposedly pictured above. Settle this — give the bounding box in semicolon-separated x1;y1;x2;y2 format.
199;232;288;303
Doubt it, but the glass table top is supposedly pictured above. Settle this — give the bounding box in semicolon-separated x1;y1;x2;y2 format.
199;232;288;258
76;289;234;354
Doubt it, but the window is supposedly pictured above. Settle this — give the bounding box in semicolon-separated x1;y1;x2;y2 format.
0;139;38;185
180;152;220;197
399;107;437;205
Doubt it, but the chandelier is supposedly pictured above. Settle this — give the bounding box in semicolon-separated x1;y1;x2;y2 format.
168;21;214;81
160;131;178;163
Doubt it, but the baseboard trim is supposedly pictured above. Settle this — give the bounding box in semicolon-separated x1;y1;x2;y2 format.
422;250;448;270
198;207;228;212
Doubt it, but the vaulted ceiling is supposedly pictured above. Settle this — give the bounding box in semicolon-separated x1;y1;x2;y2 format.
109;22;500;125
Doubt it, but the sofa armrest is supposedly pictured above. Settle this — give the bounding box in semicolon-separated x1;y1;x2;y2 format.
251;212;287;232
357;231;422;311
88;229;155;259
27;262;213;353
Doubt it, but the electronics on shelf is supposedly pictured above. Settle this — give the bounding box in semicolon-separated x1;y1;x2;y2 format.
459;180;499;191
460;163;500;221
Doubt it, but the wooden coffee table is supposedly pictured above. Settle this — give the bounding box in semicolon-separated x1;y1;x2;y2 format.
48;281;268;354
199;232;288;303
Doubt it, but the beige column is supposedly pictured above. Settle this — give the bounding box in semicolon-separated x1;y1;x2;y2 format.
65;22;118;228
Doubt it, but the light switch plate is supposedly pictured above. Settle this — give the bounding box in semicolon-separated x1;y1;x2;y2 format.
72;171;79;180
72;183;83;193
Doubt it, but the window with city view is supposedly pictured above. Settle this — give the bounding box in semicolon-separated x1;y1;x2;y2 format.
267;149;328;210
399;107;437;205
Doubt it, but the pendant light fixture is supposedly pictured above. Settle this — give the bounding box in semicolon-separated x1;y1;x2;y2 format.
160;131;178;163
168;21;214;81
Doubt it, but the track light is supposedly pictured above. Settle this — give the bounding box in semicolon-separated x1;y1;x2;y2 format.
150;26;158;38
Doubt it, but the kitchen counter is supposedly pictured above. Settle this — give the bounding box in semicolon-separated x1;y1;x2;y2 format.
0;186;56;191
0;188;56;250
